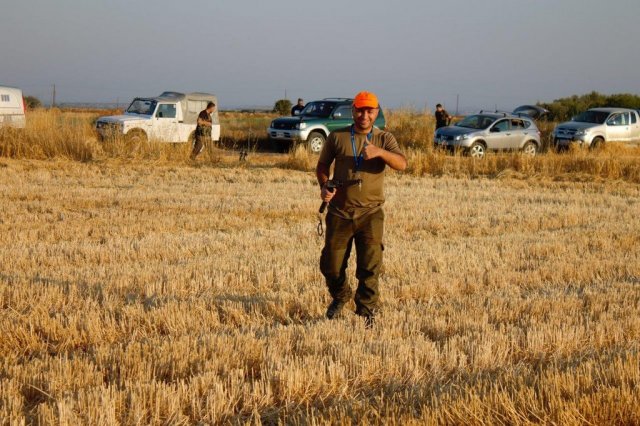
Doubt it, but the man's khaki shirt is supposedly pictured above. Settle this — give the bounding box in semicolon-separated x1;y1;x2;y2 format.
318;125;403;219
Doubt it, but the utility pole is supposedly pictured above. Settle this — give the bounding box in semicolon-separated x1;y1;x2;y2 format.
52;84;56;108
284;88;287;100
455;94;459;115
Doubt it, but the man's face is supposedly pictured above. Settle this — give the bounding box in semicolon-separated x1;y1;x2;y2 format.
352;106;379;131
208;105;216;113
436;106;443;111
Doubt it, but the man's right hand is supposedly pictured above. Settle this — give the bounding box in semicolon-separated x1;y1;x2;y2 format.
321;184;337;202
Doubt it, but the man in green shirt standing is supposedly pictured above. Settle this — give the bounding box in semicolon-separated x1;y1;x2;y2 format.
316;91;407;327
191;101;216;160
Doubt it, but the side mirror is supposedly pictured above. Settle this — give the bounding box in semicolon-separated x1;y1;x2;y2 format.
293;110;300;116
333;112;342;118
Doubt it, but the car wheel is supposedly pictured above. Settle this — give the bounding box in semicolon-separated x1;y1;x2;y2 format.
466;142;486;158
126;130;148;144
522;141;538;156
590;136;604;150
307;132;326;154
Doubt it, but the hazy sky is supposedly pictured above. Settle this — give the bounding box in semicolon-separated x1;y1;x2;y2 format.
2;0;639;110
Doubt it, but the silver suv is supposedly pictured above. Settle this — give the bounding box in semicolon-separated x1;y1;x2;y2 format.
434;112;542;158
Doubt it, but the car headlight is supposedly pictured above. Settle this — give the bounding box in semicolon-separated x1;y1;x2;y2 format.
297;122;307;130
575;129;589;136
455;134;470;141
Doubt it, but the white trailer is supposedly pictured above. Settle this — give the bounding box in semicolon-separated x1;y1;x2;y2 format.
0;86;26;129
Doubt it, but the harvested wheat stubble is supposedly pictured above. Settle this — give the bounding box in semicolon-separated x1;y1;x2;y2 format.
0;159;638;424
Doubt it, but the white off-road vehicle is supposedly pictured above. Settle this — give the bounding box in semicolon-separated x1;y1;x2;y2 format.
96;91;220;143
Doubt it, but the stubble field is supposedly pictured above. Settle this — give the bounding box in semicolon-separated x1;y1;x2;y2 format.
1;154;639;424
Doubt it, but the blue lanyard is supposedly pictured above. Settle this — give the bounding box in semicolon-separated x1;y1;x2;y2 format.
350;125;373;171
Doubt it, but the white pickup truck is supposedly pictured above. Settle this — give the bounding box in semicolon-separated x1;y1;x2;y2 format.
96;91;220;143
553;107;640;148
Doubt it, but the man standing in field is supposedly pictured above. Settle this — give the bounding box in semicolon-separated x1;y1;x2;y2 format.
191;101;216;160
435;103;451;129
316;91;407;327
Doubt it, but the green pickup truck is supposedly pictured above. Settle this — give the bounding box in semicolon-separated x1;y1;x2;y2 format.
267;98;386;153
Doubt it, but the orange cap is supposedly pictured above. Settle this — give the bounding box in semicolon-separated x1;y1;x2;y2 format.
353;91;379;109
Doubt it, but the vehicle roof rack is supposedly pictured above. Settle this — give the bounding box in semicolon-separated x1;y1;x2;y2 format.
322;98;352;102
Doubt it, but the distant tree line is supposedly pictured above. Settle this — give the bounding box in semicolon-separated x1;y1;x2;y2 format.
538;91;640;121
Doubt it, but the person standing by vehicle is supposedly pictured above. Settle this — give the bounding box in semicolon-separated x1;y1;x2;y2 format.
191;101;216;160
291;98;305;116
435;103;451;129
316;91;407;327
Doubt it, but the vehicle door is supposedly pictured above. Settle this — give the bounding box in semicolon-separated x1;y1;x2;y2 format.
487;119;512;150
151;103;179;142
629;111;640;144
507;119;528;149
326;104;353;133
605;112;630;142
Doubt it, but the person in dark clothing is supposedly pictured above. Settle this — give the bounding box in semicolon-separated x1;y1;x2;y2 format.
291;98;305;116
435;103;451;129
191;101;216;160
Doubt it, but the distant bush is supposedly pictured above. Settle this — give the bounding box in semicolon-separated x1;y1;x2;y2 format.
23;96;42;110
273;99;292;116
538;91;640;121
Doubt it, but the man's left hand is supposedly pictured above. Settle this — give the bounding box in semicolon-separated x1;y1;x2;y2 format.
362;142;383;160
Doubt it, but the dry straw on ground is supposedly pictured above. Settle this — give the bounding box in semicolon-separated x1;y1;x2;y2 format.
0;155;638;424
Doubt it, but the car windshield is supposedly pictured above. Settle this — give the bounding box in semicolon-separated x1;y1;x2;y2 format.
126;99;157;115
573;110;609;124
455;115;495;129
300;101;336;118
